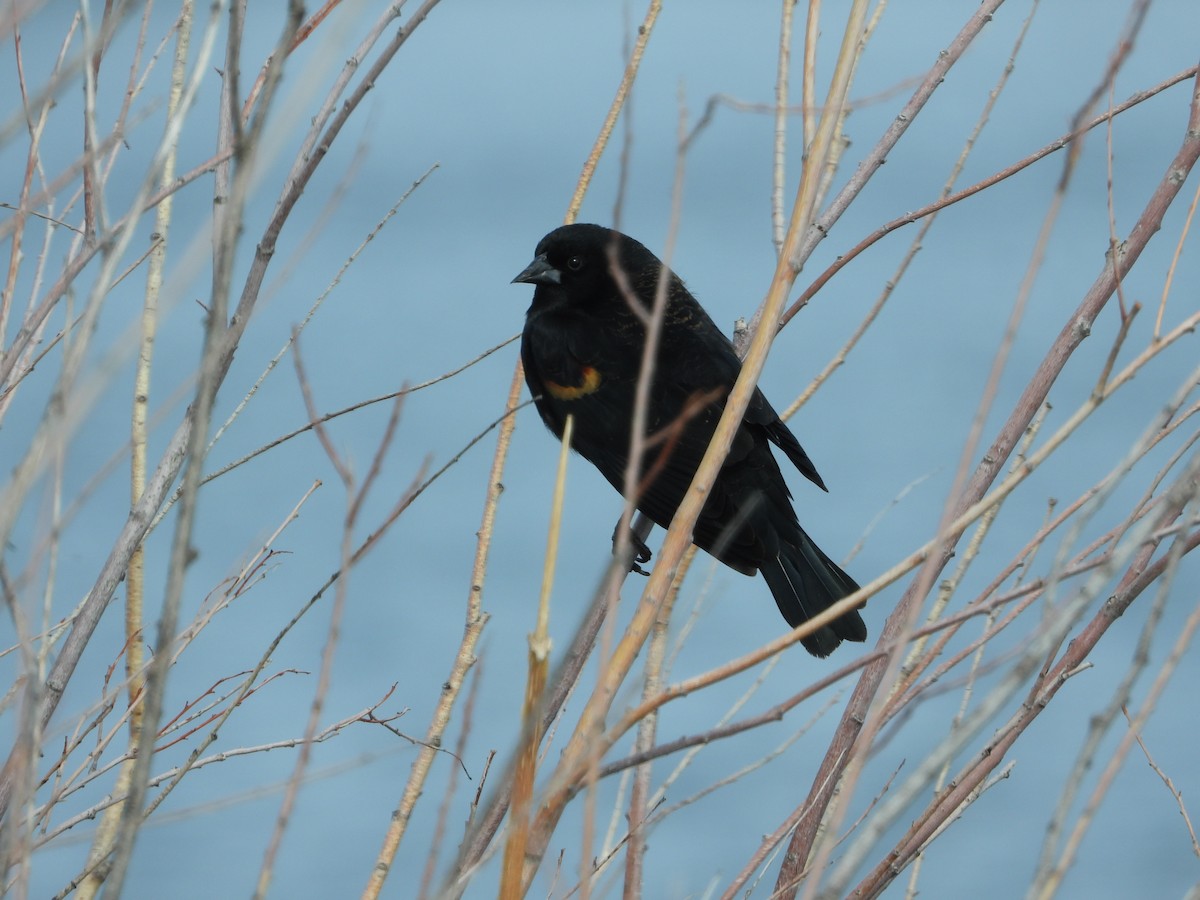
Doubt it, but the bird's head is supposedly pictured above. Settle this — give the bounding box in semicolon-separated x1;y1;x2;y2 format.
512;224;662;316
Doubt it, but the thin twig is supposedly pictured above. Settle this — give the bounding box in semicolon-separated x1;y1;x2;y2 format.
778;66;1200;898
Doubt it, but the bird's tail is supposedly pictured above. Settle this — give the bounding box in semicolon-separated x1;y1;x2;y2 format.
759;531;867;658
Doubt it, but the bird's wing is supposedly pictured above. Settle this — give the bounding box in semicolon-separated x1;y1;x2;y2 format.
658;303;828;490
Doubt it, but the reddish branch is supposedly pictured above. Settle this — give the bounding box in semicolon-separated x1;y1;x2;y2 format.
851;486;1200;898
772;70;1200;898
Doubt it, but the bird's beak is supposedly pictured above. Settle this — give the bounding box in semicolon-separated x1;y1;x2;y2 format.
512;253;562;286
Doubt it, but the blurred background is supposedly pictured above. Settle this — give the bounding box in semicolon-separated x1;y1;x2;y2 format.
2;1;1198;897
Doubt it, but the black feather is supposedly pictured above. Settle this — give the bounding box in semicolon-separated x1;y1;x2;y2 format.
514;224;867;657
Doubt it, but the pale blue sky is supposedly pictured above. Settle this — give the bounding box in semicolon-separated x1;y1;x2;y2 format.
4;2;1198;897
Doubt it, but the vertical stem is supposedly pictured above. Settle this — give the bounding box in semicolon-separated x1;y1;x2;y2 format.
500;416;573;899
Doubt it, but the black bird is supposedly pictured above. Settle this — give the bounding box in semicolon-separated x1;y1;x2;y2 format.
513;224;866;657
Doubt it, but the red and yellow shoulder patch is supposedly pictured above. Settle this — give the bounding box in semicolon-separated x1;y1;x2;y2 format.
544;365;602;400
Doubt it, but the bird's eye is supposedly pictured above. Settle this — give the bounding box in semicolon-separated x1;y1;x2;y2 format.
566;255;584;272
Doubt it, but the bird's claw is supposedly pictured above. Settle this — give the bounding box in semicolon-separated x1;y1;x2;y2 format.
614;523;653;576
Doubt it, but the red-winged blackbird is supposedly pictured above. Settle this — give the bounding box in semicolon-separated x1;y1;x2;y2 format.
513;224;866;657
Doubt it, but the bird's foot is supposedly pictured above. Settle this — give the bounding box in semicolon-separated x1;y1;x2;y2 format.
613;523;653;576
